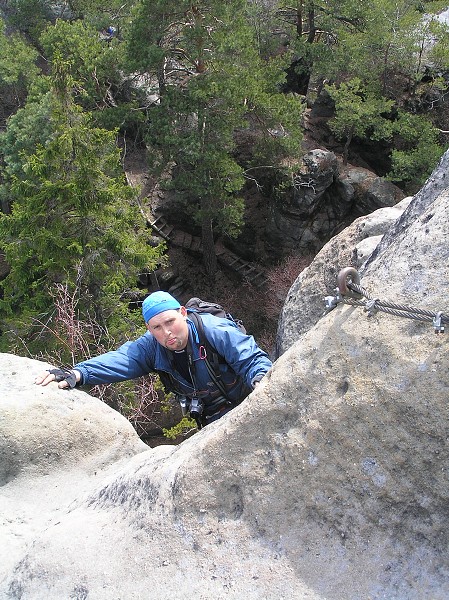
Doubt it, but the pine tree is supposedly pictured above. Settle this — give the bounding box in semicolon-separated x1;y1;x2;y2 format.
126;0;303;280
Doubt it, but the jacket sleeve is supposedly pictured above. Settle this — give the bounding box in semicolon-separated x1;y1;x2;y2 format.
74;333;156;385
202;316;272;388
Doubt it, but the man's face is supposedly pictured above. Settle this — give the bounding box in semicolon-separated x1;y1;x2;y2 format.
146;307;189;350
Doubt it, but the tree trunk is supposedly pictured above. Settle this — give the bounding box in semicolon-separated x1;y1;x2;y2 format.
343;127;354;166
307;6;316;44
201;212;217;282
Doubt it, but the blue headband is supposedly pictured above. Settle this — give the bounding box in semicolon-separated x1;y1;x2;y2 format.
142;291;181;323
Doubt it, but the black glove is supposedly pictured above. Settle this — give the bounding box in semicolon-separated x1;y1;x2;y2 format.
47;368;78;389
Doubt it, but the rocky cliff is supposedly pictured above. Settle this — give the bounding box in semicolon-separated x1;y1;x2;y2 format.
1;151;448;599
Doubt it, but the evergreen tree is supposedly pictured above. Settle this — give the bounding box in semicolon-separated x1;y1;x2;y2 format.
270;0;366;94
39;19;120;109
326;78;394;164
7;0;54;42
388;110;445;190
0;18;39;96
0;56;164;355
271;1;448;99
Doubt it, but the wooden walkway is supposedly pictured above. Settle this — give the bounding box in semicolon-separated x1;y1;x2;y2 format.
149;214;268;288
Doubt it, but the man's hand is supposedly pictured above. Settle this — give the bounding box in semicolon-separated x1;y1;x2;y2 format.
35;368;81;389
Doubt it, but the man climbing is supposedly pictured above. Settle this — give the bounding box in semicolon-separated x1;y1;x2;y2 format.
35;291;272;428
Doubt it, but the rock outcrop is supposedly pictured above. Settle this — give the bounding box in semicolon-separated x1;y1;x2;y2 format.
264;149;404;258
1;151;448;599
276;148;449;358
151;146;405;264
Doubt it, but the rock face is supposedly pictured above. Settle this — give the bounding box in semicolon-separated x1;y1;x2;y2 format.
1;153;449;599
151;146;405;264
264;149;404;258
0;354;149;583
276;148;449;358
274;195;413;357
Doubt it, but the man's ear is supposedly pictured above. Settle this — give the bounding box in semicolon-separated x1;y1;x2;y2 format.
180;306;187;317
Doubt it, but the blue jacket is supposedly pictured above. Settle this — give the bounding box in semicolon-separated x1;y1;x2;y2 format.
75;312;272;414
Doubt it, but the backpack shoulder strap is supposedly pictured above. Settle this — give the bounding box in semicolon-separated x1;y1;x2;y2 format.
188;311;231;401
188;310;220;364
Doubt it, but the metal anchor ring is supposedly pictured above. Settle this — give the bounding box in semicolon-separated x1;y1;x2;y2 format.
337;267;361;297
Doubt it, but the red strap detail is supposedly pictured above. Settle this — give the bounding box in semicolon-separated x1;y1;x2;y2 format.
199;345;207;360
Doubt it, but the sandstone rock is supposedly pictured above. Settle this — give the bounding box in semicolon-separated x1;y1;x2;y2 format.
366;148;449;268
0;354;150;580
354;235;382;268
339;166;404;215
275;195;413;357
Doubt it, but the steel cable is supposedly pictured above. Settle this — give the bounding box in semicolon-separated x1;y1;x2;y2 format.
326;268;448;332
346;282;448;324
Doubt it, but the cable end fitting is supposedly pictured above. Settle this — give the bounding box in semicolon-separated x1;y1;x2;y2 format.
433;311;445;334
364;298;379;317
324;288;342;313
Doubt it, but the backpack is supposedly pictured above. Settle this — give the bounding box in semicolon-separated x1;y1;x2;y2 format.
184;297;246;334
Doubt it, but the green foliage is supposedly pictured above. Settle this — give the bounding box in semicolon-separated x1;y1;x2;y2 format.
0;19;39;88
343;2;448;100
0;93;53;181
326;78;395;163
127;0;303;269
92;100;148;134
66;0;133;28
387;110;445;190
245;0;283;58
39;19;125;113
332;1;422;90
272;0;449;103
325;75;447;183
0;61;164;353
247;84;304;168
7;0;54;41
37;18;159;139
163;417;197;440
425;17;449;71
326;79;394;139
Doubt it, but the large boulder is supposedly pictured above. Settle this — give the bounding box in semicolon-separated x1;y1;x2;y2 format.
0;354;150;580
1;152;448;599
339;165;404;215
275;195;412;357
